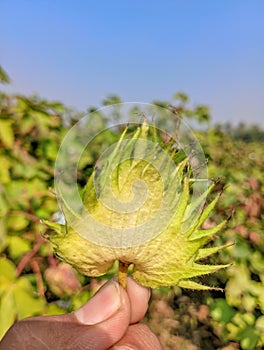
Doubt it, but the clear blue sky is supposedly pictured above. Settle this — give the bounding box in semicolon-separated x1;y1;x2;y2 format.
1;1;264;126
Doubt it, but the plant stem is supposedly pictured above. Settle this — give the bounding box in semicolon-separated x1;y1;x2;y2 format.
118;261;129;289
16;236;45;276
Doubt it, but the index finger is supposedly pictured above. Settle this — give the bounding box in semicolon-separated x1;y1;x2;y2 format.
125;277;151;324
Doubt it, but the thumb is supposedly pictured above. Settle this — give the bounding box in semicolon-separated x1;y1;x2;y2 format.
0;279;131;350
74;279;126;325
71;279;131;348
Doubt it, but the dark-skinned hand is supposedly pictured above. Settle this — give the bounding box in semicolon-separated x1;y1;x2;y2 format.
0;277;161;350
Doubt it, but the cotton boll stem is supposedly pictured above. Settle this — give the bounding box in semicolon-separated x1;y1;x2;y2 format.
118;261;129;289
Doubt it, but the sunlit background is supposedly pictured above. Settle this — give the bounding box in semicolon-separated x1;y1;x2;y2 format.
1;0;263;126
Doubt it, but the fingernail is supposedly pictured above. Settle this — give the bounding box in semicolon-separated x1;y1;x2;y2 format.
112;346;134;350
75;281;121;325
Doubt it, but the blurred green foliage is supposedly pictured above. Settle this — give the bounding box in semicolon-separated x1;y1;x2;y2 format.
199;129;264;350
0;67;263;349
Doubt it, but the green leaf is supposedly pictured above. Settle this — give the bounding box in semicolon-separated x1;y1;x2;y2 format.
43;302;66;316
12;162;39;179
6;179;47;206
71;290;92;311
211;298;236;323
13;278;46;319
0;258;16;282
0;290;16;340
6;215;29;231
15;276;33;293
42;139;59;161
0;217;7;253
255;315;264;332
243;294;257;312
240;328;260;350
0;119;14;148
0;156;11;183
0;66;11;84
231;239;252;259
8;236;31;259
251;251;264;274
0;194;9;217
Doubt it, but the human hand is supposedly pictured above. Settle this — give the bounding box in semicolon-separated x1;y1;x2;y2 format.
0;277;161;350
